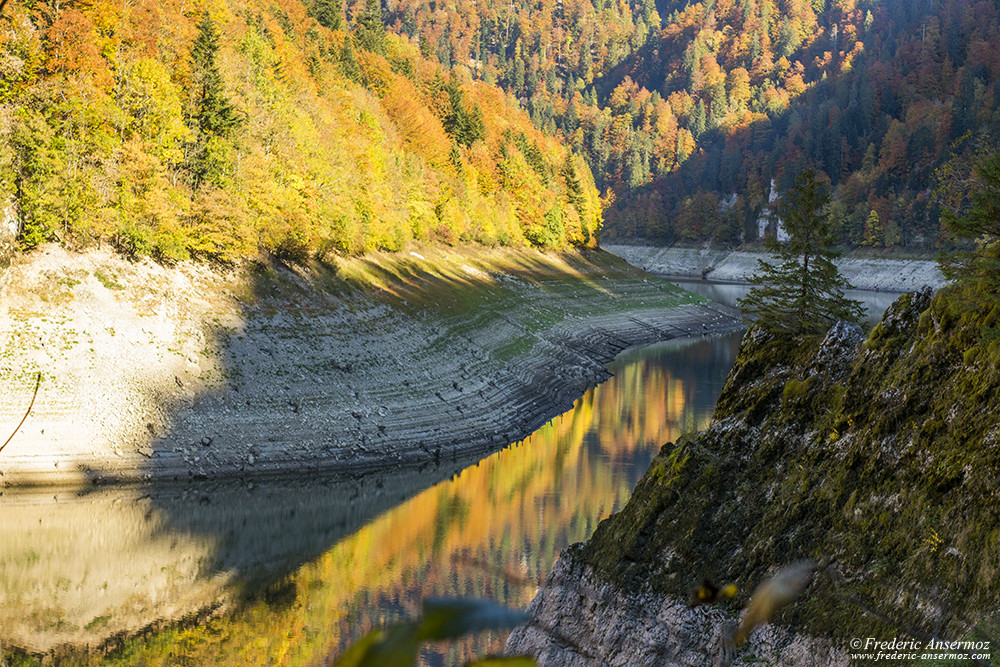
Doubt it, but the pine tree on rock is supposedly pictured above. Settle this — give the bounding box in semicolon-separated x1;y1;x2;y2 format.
187;13;241;190
738;169;863;337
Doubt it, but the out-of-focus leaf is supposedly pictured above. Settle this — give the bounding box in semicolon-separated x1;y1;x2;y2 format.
331;629;384;667
419;598;529;640
334;599;529;667
332;623;422;667
466;657;538;666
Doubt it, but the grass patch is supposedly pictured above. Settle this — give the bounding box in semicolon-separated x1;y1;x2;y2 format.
94;269;125;291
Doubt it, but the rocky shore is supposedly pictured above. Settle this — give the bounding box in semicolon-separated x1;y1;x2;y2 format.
0;245;741;486
509;287;1000;665
604;244;947;292
507;545;846;667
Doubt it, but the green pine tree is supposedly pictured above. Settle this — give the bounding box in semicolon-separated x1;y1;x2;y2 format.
311;0;343;30
936;145;1000;295
187;13;242;189
354;0;385;54
738;169;863;337
442;77;484;147
340;36;361;82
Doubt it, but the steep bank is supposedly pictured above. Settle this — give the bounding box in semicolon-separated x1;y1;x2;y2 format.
509;287;1000;665
604;245;947;292
0;245;740;486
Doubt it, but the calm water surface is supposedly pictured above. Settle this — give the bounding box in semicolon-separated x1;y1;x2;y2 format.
0;330;742;665
1;283;905;664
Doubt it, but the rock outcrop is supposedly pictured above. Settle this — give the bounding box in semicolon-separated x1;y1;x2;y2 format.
604;245;947;293
510;285;1000;665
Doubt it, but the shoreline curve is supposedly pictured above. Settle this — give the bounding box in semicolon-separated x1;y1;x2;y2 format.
0;245;742;487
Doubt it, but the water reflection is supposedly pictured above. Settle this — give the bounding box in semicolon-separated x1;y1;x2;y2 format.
0;332;742;666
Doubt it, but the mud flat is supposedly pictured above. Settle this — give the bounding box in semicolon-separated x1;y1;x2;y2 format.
604;244;946;292
0;245;740;486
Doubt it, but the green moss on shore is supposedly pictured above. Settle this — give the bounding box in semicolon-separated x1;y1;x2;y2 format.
580;285;1000;648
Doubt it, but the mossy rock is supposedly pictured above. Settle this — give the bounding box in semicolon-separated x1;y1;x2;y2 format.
579;287;1000;650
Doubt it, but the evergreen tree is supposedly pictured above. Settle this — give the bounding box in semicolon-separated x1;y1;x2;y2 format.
442;77;485;146
689;100;707;138
340;36;361;82
562;153;585;211
738;170;863;336
310;0;343;31
936;145;1000;295
354;0;385;54
187;13;241;189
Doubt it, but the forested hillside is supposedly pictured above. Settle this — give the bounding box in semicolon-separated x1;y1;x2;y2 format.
391;0;1000;247
0;0;601;262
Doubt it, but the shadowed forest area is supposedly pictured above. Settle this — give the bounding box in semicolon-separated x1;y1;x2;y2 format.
387;0;1000;248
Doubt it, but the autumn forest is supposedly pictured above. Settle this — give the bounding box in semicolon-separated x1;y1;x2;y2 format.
387;0;1000;248
2;0;999;260
0;0;602;262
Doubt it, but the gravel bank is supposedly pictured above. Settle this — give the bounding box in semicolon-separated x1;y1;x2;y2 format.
604;245;947;292
0;245;741;486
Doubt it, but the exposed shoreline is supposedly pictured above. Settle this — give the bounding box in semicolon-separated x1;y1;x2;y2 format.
603;244;947;292
0;245;741;487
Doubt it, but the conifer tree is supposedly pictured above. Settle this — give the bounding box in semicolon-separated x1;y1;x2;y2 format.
738;169;863;336
187;13;241;189
354;0;385;54
442;76;484;146
311;0;343;31
936;146;1000;295
340;36;361;82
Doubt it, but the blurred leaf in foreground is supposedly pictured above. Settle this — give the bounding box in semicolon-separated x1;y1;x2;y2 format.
333;598;532;667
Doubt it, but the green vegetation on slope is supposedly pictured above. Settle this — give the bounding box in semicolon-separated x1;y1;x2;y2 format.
580;283;1000;647
0;0;600;263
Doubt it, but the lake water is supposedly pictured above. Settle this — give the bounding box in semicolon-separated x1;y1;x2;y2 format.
669;279;904;326
0;282;903;665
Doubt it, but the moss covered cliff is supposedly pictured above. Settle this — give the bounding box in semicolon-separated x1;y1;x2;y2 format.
579;285;1000;650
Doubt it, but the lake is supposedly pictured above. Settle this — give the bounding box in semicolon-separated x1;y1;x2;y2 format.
0;282;904;665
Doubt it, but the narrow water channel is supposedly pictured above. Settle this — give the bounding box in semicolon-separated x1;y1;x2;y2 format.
0;331;743;666
0;284;906;665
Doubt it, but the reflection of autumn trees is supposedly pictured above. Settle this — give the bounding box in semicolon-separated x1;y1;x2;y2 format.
75;335;736;667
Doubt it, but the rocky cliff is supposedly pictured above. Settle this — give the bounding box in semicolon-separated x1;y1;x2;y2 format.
509;286;1000;665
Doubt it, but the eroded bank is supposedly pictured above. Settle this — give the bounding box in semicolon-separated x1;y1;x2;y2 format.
0;245;741;485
